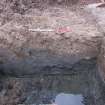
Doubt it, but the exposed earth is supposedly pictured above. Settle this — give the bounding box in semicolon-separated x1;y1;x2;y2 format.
0;0;102;76
0;0;105;105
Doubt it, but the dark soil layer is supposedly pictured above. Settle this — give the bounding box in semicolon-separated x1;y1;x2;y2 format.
0;58;105;105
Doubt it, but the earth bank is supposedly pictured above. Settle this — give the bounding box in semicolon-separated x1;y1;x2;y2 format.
0;0;105;105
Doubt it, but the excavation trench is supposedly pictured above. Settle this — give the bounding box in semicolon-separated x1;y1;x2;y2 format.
0;58;105;105
0;0;105;105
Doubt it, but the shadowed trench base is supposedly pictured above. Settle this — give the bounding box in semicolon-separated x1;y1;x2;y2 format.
0;58;105;105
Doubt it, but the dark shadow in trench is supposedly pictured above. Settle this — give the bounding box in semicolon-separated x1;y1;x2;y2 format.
0;47;104;105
